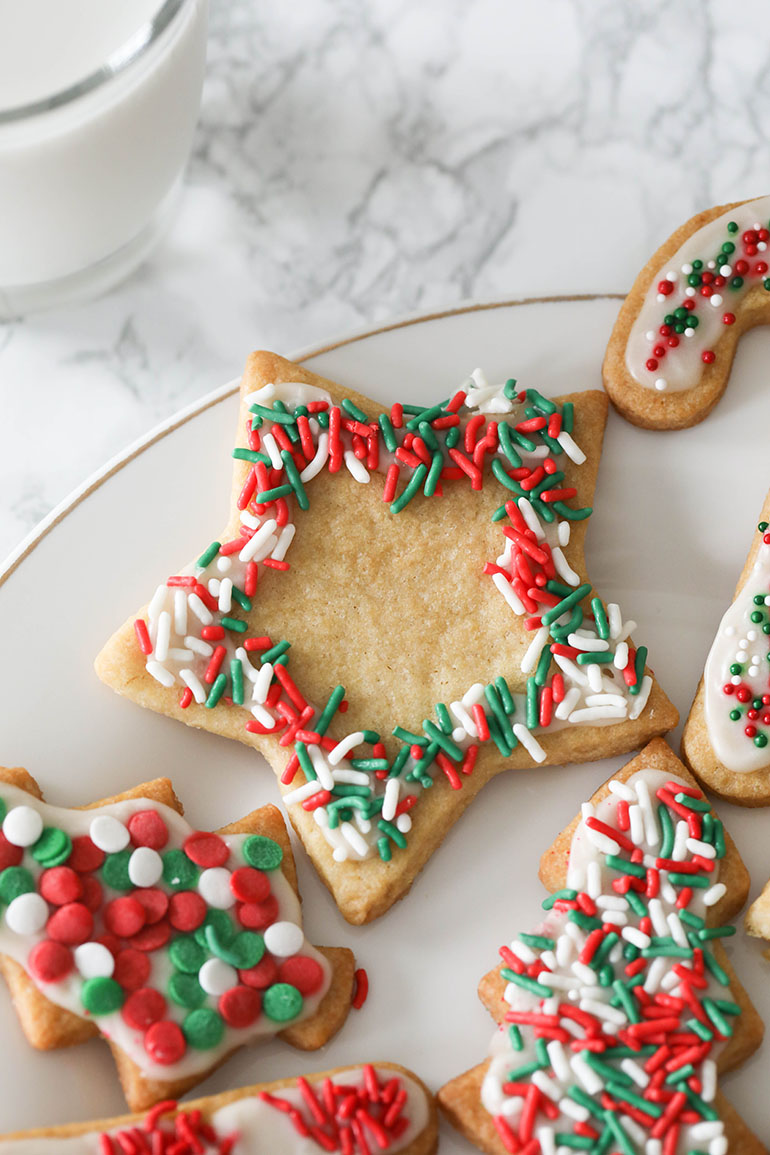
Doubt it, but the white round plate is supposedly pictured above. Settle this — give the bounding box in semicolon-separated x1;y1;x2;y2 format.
0;296;768;1145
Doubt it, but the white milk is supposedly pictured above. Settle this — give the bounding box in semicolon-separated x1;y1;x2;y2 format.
0;0;208;313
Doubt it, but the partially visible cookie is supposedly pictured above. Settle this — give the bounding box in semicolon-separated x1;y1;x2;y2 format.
0;765;354;1112
439;740;766;1153
682;495;770;805
0;1062;438;1153
603;195;770;429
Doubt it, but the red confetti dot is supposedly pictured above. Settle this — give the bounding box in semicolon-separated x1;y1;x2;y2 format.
168;890;207;932
239;955;279;989
122;988;167;1031
667;336;679;348
39;866;83;906
229;867;271;904
657;280;674;295
133;888;169;925
28;940;73;983
47;903;94;946
745;725;757;737
236;895;279;930
219;985;261;1028
737;687;751;703
127;810;169;850
183;831;229;868
114;948;151;991
80;876;104;913
701;351;716;364
757;261;769;276
130;917;171;953
0;833;23;871
701;271;714;285
278;955;325;995
743;231;758;245
700;285;713;297
734;259;750;275
713;275;726;288
104;896;147;938
723;684;735;695
653;345;666;358
67;836;105;874
748;709;759;720
723;313;736;325
94;933;122;957
144;1020;186;1065
683;298;695;310
659;324;671;335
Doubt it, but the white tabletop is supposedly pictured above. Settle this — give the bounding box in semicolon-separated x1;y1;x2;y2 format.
1;0;769;557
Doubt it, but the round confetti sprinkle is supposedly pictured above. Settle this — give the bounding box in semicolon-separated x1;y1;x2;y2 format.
80;876;104;913
0;866;35;904
144;1020;186;1065
263;920;304;958
262;982;303;1022
67;836;105;874
195;909;235;950
169;934;206;975
168;890;207;932
47;902;94;946
0;833;23;872
104;896;146;938
94;933;121;957
81;976;124;1015
239;955;279;989
198;867;235;910
199;957;239;996
130;918;171;952
229;866;270;904
242;835;283;871
184;831;229;869
5;892;48;935
31;827;72;868
3;806;43;848
122;988;166;1031
278;955;325;996
113;948;151;991
133;887;168;925
127;810;169;850
128;847;163;888
183;1006;225;1050
89;816;130;855
168;971;207;1009
236;896;279;930
39;866;83;906
101;849;133;891
219;985;261;1029
28;940;73;983
162;849;199;891
74;942;116;979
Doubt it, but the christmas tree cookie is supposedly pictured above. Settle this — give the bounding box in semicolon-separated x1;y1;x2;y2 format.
439;740;766;1153
96;352;678;924
0;764;355;1112
0;1062;438;1154
682;491;770;804
604;195;770;429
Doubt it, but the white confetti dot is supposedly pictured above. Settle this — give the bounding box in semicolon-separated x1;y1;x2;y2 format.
710;294;723;307
6;892;48;934
666;270;677;282
90;816;130;854
654;378;668;392
720;264;732;276
685;287;696;297
3;806;43;848
128;847;163;888
199;957;238;995
74;942;115;979
681;263;693;275
263;920;304;957
645;330;655;341
198;867;235;909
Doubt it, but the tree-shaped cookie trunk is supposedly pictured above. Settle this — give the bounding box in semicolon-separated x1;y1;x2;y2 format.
438;739;766;1154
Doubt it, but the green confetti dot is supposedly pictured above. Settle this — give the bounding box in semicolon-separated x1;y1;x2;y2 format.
692;259;703;270
729;663;743;676
183;1007;225;1049
81;977;124;1015
205;925;264;969
162;849;199;890
101;849;133;891
726;223;738;235
263;982;303;1022
168;972;207;1009
729;709;742;721
730;276;744;289
194;909;236;951
0;866;35;903
32;827;72;868
755;734;769;749
169;935;207;974
242;835;283;871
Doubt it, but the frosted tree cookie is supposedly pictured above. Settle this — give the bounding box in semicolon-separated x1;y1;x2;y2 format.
682;494;770;805
0;1063;437;1154
97;353;678;924
439;740;765;1154
0;765;355;1112
604;196;770;429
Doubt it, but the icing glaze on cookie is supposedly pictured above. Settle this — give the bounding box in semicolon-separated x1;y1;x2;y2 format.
626;194;770;393
132;373;655;865
703;520;770;773
480;767;736;1152
0;782;330;1081
0;1066;428;1153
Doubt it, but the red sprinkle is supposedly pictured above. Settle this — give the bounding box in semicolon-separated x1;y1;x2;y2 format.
47;902;94;946
39;866;83;906
122;988;167;1031
351;967;370;1009
183;831;229;869
168;890;208;932
28;940;74;983
219;984;262;1028
144;1020;186;1065
127;810;169;850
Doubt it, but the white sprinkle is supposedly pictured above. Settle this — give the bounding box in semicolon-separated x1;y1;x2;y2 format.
271;524;296;562
710;293;723;306
300;431;329;482
146;660;175;686
647;899;669;938
571;961;598;985
570;1055;602;1095
568;705;626;723
492;572;526;614
6;892;48;935
462;682;486;708
283;780;324;806
569;634;608;652
601;909;627;925
654;378;667;392
308;744;334;791
581;998;627;1025
216;556;232;573
154;611;171;661
396;813;411;833
90;815;130;854
344;450;370;483
511;939;537;964
586;664;604;694
620;1058;649;1088
672;820;689;862
128;847;163;888
173;588;188;635
586;860;602;900
244;384;276;406
614;641;629;669
207;578;220;598
546;1040;570;1082
518;496;545;540
449;700;478;738
552;654;589;688
701;1058;717;1102
667;911;688;948
703;882;727;907
261;431;283;469
332;769;371;786
264;920;305;957
686;837;716;859
74;941;115;979
253;662;273;704
217;578;233;614
554;686;581;720
552;548;581;586
199;958;239;995
382;779;400;822
628;804;644;848
339;821;370;858
3;805;44;848
556;431;586;464
185;635;213;657
531;1070;561;1102
521;627;550;674
328;732;365;766
536;1127;556;1155
635;776;659;846
240;510;259;530
198;867;235;909
607;603;623;639
512;724;546;763
557;520;571;546
560;1098;589;1122
608;778;635;802
235;648;259;682
187;593;213;626
148;584;169;622
167;648;193;663
239;519;278;563
622;926;651;950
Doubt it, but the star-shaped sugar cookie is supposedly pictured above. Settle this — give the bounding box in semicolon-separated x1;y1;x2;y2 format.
0;764;354;1112
96;352;678;924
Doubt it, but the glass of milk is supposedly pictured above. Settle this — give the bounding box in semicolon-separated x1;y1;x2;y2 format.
0;0;208;317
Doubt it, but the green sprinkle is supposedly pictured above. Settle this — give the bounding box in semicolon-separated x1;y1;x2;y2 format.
520;933;554;950
206;926;264;969
658;803;675;859
260;640;290;664
184;1007;225;1049
498;422;523;467
243;835;283;870
263;982;303;1022
377;819;407;849
169;935;206;974
542;888;577;910
593;932;619;970
393;726;427;746
576;650;614;665
542;583;592;626
602;1111;635;1155
81;977;124;1016
641;944;693;958
668;873;709;889
494;676;515;715
249;403;296;424
491;457;525;495
605;854;645;878
484;684;516;747
101;849;133;891
231;586;251;612
194;910;235;950
418;421;440;453
591;597;609;640
205;672;228;707
388;746;411;778
350;758;388;773
625;890;647;917
702;948;730;986
162;848;199;890
525;677;539;730
687;1017;714;1041
534;642;552;685
526;388;557;415
506;1059;544;1080
505;970;552;997
684;1085;718;1122
703;997;733;1037
281;449;309;510
674;792;710;812
423;719;463;760
561;401;574;434
713;819;726;859
233;447;269;463
390;464;428;514
31;827;72;868
612;980;640;1024
221;617;247;634
315;685;345;735
230;659;244;706
377;837;392;861
508;1023;523;1051
378;413;397;452
0;866;34;903
255;483;293;503
197;541;221;568
406;402;444;430
606;1082;661;1117
629;645;647;695
553;500;592;521
679;909;705;929
423;452;444;497
168;972;206;1008
569;910;602;931
435;702;453;733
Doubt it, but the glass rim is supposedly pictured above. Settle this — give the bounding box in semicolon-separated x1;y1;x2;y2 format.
0;0;189;125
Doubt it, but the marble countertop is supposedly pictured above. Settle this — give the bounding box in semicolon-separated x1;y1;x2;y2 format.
2;0;770;561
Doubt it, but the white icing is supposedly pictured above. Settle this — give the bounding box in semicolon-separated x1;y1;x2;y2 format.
480;767;728;1151
0;783;330;1083
0;1067;429;1153
626;194;770;392
704;538;770;772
